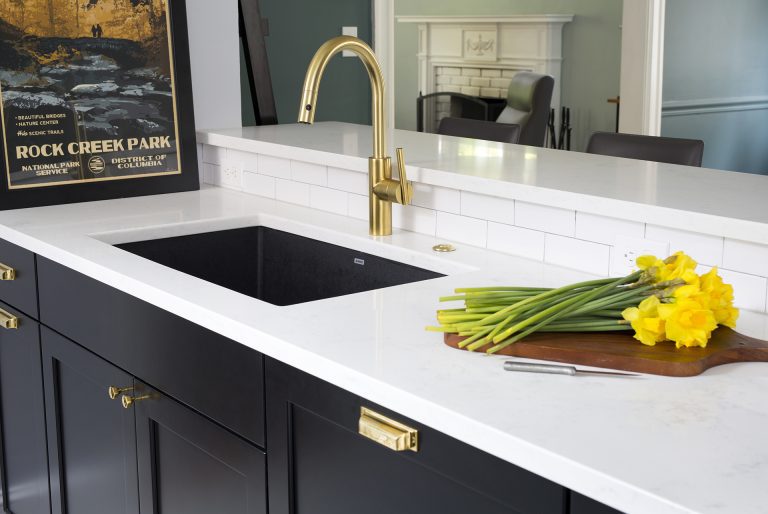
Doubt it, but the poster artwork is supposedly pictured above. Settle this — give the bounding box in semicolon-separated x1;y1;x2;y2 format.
0;0;182;190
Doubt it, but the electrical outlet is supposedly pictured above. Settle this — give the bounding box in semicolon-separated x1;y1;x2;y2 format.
610;235;669;277
220;159;243;189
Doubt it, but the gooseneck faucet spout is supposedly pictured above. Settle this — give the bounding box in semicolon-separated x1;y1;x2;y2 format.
298;36;412;236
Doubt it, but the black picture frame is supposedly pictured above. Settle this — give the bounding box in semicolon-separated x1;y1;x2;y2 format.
0;0;199;211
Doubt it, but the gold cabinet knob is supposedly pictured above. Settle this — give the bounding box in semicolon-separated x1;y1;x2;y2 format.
0;262;15;281
121;394;151;409
108;386;133;400
358;407;418;452
0;307;18;329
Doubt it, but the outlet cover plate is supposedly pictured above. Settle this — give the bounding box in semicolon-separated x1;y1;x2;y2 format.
610;235;669;277
220;157;243;190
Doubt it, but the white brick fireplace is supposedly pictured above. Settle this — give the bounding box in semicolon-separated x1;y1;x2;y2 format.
398;15;573;125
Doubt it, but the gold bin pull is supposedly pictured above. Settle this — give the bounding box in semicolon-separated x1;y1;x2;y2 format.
0;308;18;330
0;262;15;281
359;407;418;452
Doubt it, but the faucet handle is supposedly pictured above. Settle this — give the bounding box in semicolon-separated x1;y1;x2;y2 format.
395;148;413;205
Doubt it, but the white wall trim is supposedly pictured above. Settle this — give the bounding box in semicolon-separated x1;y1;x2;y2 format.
373;0;395;143
396;14;575;24
619;0;665;135
662;96;768;117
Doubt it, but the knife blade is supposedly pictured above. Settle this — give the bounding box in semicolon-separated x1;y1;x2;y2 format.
503;361;639;377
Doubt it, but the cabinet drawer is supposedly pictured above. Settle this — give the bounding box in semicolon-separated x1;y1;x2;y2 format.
36;256;265;447
266;358;566;514
0;238;38;318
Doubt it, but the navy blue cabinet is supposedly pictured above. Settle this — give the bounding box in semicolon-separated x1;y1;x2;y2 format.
0;303;49;514
0;236;625;514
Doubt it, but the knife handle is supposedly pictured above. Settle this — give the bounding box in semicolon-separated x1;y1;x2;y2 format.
503;361;577;376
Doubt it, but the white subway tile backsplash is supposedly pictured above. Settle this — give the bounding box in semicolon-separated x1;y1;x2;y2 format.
435;212;487;247
202;144;226;165
487;223;545;261
310;186;348;215
256;154;290;178
275;179;310;205
291;160;327;186
228;149;258;174
576;213;644;245
545;235;610;276
516;202;575;237
723;239;768;278
242;172;275;198
203;163;217;185
200;143;768;312
393;204;437;236
461;191;514;225
347;194;367;220
411;184;461;214
196;144;204;184
328;167;367;195
645;225;723;266
717;269;768;312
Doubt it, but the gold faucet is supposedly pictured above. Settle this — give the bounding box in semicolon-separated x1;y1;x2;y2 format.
298;36;412;236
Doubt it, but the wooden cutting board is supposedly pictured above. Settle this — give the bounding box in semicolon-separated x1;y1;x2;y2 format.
444;328;768;377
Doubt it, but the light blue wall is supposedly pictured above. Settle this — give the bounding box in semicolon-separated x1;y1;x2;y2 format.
245;0;372;126
394;0;622;151
661;0;768;174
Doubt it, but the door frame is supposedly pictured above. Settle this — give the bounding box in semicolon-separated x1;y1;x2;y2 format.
374;0;666;135
619;0;666;135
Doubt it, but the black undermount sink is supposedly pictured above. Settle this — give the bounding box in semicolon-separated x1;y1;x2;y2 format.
115;226;444;306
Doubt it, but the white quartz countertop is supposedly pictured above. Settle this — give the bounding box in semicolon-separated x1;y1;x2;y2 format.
200;122;768;245
0;186;767;514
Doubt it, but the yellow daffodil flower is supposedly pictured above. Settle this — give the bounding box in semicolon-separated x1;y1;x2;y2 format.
622;296;666;346
699;267;739;328
658;298;717;348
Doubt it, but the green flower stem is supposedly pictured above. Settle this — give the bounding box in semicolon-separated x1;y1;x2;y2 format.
488;273;640;350
454;286;553;293
460;277;617;330
541;325;633;332
457;326;494;349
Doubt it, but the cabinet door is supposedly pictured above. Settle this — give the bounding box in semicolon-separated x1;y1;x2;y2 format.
41;327;139;514
0;303;50;514
266;358;565;514
134;382;267;514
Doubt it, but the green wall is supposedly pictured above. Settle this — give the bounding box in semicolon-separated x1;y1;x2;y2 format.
246;0;372;126
394;0;622;151
661;0;768;174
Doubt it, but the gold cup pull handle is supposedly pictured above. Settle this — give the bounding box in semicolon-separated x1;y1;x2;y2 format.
0;262;15;281
358;407;418;452
122;394;151;409
108;386;133;400
0;308;18;330
395;148;413;205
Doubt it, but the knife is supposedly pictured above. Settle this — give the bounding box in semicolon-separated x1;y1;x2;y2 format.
503;361;639;377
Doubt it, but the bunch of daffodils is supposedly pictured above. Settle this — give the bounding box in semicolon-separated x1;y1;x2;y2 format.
621;252;738;348
428;252;738;353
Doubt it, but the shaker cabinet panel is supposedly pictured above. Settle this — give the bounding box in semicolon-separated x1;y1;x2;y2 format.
41;327;139;514
266;358;566;514
135;382;267;514
0;303;50;514
37;256;265;446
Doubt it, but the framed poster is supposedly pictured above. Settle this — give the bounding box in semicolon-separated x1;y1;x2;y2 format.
0;0;198;211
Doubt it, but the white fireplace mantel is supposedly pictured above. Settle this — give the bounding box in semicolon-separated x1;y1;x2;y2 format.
398;14;574;115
